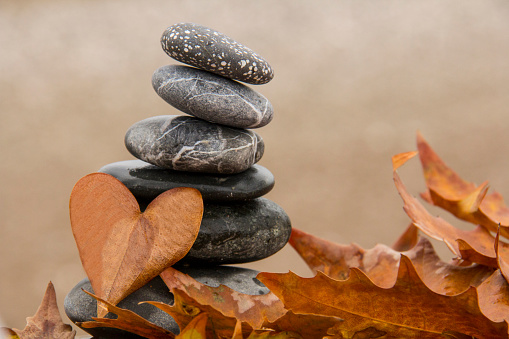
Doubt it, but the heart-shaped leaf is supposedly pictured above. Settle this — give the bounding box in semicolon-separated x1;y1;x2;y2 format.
70;172;203;317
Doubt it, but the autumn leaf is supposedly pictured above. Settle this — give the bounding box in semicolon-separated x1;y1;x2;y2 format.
393;160;509;267
417;132;509;237
79;290;175;339
262;310;342;339
476;269;509;325
9;282;76;339
258;256;508;338
159;267;287;329
176;312;208;339
391;223;420;252
69;173;203;317
290;228;494;294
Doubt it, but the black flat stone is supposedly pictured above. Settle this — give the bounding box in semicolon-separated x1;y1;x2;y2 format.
125;115;264;174
161;23;274;85
180;197;292;265
98;160;274;203
64;266;269;339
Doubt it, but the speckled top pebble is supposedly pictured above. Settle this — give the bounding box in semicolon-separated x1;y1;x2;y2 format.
161;22;274;85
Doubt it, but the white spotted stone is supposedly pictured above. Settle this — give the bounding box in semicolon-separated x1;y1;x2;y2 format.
161;23;274;85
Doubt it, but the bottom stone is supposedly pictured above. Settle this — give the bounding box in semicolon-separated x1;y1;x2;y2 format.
64;266;269;338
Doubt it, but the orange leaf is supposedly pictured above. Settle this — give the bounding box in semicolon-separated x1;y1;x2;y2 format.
144;289;254;338
10;282;75;339
417;132;509;237
477;269;509;324
78;290;174;338
290;228;494;294
391;223;420;251
496;227;509;284
262;310;342;339
160;267;287;329
176;312;208;339
258;257;508;338
69;173;203;317
394;168;509;266
288;228;364;281
392;150;418;171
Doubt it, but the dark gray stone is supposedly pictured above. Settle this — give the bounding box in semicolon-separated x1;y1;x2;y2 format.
124;115;264;174
64;266;269;339
161;23;274;85
180;197;292;265
152;65;273;129
98;160;274;204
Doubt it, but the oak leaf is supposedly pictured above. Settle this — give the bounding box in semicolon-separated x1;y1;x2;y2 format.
11;282;76;339
159;267;287;329
78;290;175;338
176;312;208;339
416;132;509;237
476;269;509;325
290;228;494;294
69;173;203;317
258;257;508;338
391;223;420;252
393;158;509;267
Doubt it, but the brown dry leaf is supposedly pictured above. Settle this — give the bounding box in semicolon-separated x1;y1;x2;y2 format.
79;290;174;339
476;269;509;325
393;165;509;267
416;132;509;237
496;228;509;284
288;228;364;281
262;310;342;339
10;282;75;339
159;267;287;329
258;256;508;338
391;223;420;252
69;173;203;317
144;289;254;338
290;228;494;294
246;330;302;338
392;150;418;170
175;312;208;339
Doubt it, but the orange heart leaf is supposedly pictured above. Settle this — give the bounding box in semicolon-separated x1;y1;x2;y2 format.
70;173;203;317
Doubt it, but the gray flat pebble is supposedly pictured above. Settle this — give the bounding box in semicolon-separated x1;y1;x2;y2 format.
64;266;269;338
152;65;273;129
161;22;273;85
98;160;274;204
124;115;264;174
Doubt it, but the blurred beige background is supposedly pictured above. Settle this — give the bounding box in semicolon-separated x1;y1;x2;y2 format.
2;0;509;334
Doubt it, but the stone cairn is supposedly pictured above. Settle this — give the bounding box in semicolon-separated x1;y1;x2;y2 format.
65;23;291;338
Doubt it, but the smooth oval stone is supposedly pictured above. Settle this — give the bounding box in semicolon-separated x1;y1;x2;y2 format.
65;266;269;338
124;115;264;174
152;65;273;129
98;160;274;203
161;22;274;85
180;197;291;265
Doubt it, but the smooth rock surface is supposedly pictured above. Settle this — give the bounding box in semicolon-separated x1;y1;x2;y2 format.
98;160;274;204
124;115;264;174
161;22;274;85
180;197;292;265
65;266;269;338
152;65;273;129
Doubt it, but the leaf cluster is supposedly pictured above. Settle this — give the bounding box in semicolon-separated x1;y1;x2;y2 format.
4;133;509;338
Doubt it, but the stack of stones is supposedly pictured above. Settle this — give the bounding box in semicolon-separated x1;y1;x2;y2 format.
65;23;291;338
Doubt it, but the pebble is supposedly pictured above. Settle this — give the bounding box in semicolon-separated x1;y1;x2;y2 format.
98;160;274;205
180;197;292;265
161;22;274;85
65;266;269;338
124;115;264;174
152;65;273;129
